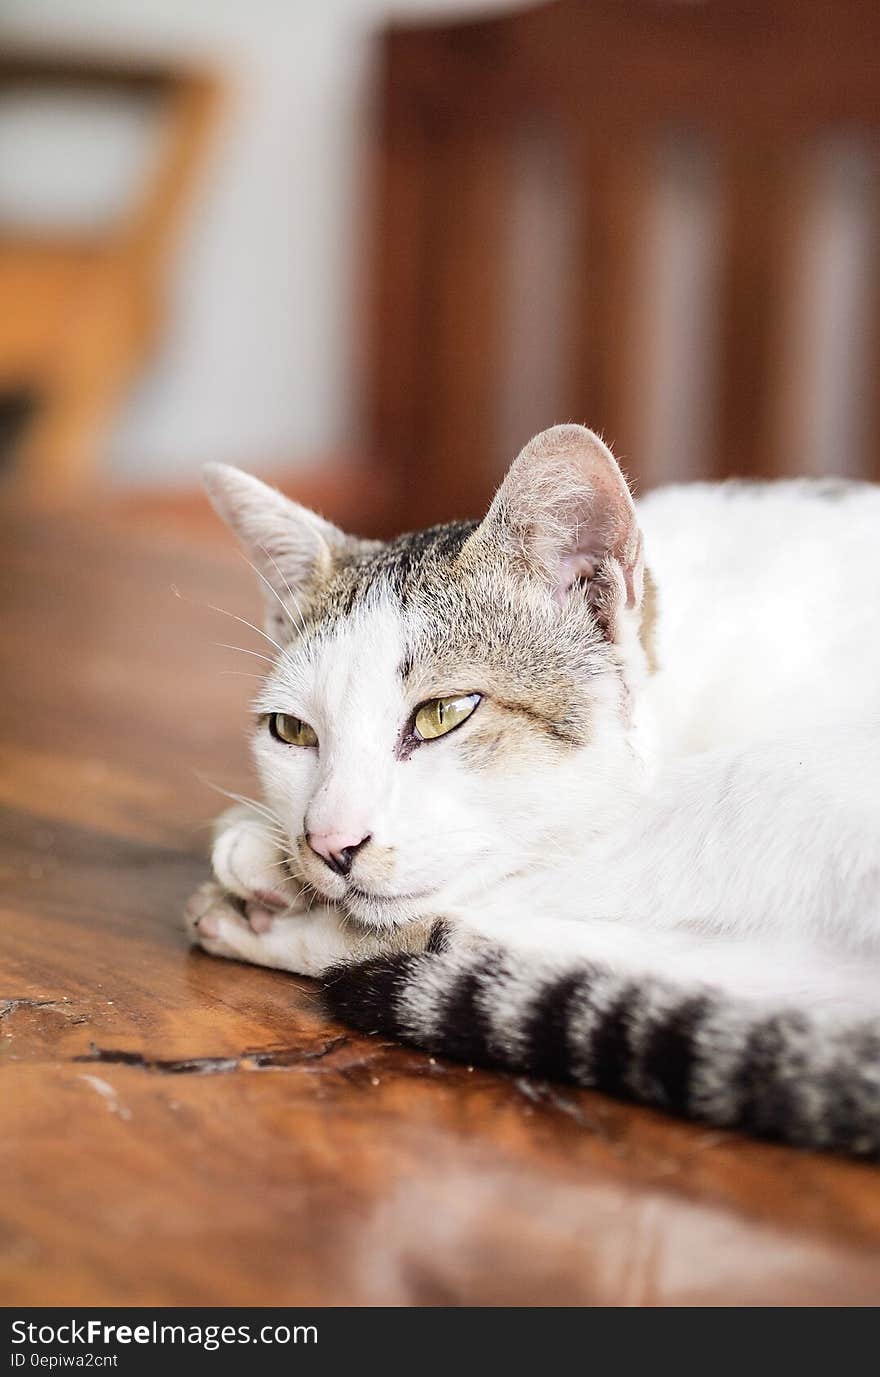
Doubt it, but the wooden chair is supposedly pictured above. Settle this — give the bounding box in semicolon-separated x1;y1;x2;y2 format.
367;0;880;529
0;51;219;502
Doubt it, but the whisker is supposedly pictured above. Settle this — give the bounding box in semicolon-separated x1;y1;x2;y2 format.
195;777;285;830
237;830;290;854
213;642;278;667
237;550;303;636
173;585;287;656
258;543;308;636
281;885;309;907
209;605;286;655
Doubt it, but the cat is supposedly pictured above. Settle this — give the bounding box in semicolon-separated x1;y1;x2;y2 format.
184;425;880;1157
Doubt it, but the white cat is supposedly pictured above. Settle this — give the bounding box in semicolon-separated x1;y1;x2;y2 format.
185;426;880;1155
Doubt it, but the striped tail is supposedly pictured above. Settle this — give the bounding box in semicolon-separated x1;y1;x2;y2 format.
322;942;880;1158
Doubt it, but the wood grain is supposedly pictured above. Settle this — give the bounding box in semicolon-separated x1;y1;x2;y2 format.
2;507;880;1306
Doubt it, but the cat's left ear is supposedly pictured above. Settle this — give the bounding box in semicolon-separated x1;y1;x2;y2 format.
202;463;349;632
471;424;644;640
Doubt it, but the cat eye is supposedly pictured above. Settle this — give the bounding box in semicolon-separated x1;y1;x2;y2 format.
414;693;481;741
269;712;318;747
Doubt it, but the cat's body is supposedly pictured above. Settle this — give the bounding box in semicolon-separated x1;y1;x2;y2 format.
639;478;880;752
186;427;880;1155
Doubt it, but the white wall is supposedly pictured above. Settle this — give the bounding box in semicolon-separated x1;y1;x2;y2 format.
1;0;525;483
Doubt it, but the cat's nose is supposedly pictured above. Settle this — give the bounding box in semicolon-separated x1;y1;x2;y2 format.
306;831;371;877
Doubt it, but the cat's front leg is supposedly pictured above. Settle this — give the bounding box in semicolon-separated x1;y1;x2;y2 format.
185;880;438;977
184;881;392;977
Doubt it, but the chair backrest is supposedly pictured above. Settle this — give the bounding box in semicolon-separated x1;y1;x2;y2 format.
367;0;880;529
0;50;219;501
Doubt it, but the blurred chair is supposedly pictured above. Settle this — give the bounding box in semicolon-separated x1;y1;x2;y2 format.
367;0;880;529
0;50;219;502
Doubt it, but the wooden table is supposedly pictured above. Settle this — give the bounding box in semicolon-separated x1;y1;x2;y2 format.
3;505;880;1307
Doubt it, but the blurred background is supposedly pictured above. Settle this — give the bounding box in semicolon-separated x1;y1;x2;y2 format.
0;0;878;534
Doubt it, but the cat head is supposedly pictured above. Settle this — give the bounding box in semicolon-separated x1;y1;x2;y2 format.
204;425;652;929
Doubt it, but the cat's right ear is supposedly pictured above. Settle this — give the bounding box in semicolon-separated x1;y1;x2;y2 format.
469;424;644;642
202;464;345;622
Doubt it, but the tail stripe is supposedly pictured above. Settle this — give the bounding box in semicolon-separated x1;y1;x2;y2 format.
321;951;416;1039
519;970;585;1080
735;1011;811;1143
826;1027;880;1154
589;989;637;1096
433;967;497;1066
639;994;713;1117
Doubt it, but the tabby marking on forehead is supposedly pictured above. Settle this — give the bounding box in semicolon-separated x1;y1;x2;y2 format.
306;521;480;630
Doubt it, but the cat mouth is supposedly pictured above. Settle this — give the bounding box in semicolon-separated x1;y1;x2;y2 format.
343;884;436;929
298;860;436;926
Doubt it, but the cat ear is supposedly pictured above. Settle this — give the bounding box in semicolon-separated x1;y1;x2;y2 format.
202;463;346;623
475;425;643;637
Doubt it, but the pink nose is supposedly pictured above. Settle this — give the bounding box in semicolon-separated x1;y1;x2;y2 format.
306;830;371;877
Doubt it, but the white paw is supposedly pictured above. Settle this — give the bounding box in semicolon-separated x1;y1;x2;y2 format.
184;879;350;976
211;805;299;919
183;881;275;961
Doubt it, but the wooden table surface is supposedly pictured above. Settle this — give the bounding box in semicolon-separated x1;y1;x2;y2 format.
3;503;880;1308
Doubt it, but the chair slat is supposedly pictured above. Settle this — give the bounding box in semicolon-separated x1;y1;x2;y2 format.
367;66;436;529
869;166;880;482
713;143;801;480
569;137;652;484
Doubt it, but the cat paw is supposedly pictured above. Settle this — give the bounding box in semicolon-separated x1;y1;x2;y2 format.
184;881;277;959
184;880;233;942
184;879;347;976
211;805;299;920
